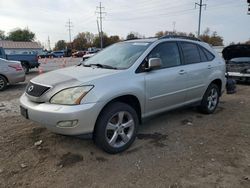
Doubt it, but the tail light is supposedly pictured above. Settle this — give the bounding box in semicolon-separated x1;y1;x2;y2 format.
8;64;23;71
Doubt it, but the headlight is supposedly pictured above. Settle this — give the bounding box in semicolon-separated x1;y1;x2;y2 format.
50;86;93;105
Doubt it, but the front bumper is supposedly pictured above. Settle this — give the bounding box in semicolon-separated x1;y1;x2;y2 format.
20;94;104;135
227;72;250;78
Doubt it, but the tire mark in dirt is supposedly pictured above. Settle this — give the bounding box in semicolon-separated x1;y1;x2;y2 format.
57;152;83;167
137;132;168;147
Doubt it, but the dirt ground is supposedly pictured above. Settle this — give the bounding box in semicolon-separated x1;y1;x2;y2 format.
0;64;250;187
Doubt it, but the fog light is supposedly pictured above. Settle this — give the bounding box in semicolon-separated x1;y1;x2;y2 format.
57;120;78;128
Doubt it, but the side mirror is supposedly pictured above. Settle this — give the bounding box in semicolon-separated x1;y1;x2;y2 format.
145;58;162;71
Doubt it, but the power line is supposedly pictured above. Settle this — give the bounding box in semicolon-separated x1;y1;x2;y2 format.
96;2;106;49
195;0;206;37
65;18;73;47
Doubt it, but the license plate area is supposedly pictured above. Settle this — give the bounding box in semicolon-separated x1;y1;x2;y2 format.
20;106;29;119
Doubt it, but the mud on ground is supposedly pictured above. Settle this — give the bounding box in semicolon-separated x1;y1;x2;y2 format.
0;72;250;188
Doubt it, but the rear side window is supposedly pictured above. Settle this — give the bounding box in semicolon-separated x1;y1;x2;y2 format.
181;42;201;64
148;42;181;68
202;48;215;61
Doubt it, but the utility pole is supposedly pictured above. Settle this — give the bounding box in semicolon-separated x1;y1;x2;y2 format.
47;36;51;51
195;0;206;37
172;21;176;33
97;20;101;39
96;2;106;49
248;0;250;15
65;19;73;49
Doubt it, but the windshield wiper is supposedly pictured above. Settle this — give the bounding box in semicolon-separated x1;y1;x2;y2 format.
87;63;117;69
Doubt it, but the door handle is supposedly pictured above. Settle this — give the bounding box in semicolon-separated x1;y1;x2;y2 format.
179;70;185;75
208;65;212;69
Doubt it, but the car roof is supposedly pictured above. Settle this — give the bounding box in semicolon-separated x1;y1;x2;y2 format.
124;37;205;45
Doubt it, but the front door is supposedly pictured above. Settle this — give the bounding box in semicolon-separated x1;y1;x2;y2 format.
144;42;188;117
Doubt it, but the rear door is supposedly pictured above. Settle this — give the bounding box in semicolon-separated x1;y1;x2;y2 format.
179;42;214;102
144;42;188;116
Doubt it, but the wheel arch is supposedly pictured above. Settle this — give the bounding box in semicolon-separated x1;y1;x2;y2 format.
95;94;142;127
210;79;222;96
0;74;9;83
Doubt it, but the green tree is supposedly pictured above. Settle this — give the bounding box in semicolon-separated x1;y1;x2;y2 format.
7;28;35;41
0;30;5;40
54;40;67;50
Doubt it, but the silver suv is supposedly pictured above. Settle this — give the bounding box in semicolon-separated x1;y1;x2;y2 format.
20;36;226;153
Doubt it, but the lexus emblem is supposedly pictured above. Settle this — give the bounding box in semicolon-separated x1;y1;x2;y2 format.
28;85;34;92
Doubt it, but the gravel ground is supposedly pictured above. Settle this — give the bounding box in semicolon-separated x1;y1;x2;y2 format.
0;59;250;187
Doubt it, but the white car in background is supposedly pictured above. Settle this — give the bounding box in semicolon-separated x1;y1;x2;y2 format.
0;58;25;91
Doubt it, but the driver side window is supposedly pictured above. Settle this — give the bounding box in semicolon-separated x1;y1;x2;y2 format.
148;42;181;69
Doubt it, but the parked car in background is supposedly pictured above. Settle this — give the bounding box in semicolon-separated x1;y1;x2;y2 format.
38;51;52;58
223;44;250;82
52;51;65;58
82;51;96;61
72;51;86;58
82;48;101;61
20;36;226;153
0;47;39;74
0;58;25;91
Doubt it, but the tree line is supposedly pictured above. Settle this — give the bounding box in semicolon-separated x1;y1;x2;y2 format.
0;28;35;42
1;27;250;51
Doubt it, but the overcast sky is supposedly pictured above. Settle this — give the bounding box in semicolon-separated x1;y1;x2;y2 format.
0;0;249;48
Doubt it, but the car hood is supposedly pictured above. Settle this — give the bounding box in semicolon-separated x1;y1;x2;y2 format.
222;44;250;60
31;65;120;87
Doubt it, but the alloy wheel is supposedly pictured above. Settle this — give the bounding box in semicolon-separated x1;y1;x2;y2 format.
105;111;135;148
207;88;218;111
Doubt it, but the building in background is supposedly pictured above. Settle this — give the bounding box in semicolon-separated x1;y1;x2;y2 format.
0;40;43;55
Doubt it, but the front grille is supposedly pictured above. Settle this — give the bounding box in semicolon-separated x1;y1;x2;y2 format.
26;82;51;97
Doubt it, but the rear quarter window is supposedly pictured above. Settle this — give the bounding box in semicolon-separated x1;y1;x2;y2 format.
202;48;215;61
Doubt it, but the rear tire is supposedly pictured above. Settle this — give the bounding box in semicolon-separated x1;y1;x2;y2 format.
199;83;220;114
94;102;139;154
0;75;7;91
21;63;29;74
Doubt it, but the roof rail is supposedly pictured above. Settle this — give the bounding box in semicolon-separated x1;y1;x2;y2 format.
159;35;202;42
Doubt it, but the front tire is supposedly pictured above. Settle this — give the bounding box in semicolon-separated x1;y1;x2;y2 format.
199;83;220;114
94;102;139;154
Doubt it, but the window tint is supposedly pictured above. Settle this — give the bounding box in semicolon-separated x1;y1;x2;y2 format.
0;50;2;56
198;46;208;62
181;42;201;64
148;42;181;68
203;48;215;61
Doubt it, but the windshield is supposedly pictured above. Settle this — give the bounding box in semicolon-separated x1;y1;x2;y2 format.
84;42;151;69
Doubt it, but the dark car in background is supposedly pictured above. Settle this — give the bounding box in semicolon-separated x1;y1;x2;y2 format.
223;44;250;82
51;51;65;58
37;51;53;58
